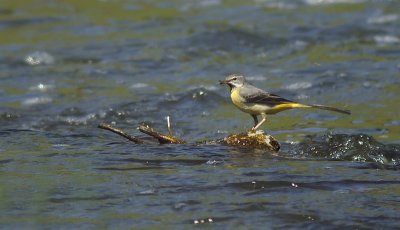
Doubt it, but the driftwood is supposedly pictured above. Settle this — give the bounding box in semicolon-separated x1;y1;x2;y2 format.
98;116;184;144
98;123;144;144
137;124;185;144
98;117;280;152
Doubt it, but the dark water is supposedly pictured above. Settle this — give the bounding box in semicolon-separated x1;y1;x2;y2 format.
1;0;400;229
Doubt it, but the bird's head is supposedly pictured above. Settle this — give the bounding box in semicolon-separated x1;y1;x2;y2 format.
219;74;246;90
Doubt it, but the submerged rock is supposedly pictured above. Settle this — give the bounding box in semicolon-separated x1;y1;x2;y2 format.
293;133;400;166
222;130;280;152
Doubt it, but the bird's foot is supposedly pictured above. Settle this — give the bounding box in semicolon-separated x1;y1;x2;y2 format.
248;128;264;134
248;128;264;135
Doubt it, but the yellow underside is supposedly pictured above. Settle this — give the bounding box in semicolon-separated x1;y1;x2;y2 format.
270;103;310;113
231;89;310;115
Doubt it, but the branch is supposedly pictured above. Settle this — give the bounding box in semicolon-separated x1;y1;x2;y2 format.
138;125;185;144
98;123;145;144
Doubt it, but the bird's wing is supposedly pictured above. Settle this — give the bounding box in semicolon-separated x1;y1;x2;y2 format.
239;85;295;107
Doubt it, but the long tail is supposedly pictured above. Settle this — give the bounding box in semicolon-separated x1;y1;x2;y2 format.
308;104;351;115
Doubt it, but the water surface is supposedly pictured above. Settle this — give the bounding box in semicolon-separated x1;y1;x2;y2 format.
1;0;399;229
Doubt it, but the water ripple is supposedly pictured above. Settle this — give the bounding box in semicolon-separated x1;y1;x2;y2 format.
291;133;400;166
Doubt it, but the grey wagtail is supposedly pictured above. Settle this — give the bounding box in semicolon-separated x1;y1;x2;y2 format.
219;74;351;131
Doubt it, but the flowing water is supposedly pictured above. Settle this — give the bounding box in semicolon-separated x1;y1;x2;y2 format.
1;0;400;229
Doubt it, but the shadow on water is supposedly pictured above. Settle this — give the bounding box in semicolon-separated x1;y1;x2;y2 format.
229;179;400;193
94;157;209;171
48;195;116;204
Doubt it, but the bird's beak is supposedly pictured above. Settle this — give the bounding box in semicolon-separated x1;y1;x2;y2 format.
219;80;228;85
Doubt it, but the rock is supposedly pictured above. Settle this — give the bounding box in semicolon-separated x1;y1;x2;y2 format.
222;130;280;151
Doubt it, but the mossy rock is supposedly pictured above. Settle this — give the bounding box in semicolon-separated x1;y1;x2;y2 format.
222;130;280;152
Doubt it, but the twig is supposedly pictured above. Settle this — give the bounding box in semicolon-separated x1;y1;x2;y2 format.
138;125;185;144
98;123;145;144
166;116;172;136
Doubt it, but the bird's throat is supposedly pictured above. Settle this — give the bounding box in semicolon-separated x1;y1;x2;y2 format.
228;85;234;92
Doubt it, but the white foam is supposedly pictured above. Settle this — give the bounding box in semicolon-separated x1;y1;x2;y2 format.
373;35;400;45
24;51;55;65
29;83;55;92
22;97;53;106
367;14;398;24
246;75;267;81
304;0;364;5
255;0;297;9
284;82;312;90
61;113;96;125
130;83;149;89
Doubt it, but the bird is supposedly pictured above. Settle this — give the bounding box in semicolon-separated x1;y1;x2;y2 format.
219;74;351;131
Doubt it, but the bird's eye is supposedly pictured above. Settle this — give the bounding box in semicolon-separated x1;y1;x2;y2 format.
232;77;237;80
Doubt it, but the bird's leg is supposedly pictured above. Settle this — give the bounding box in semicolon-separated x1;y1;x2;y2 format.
251;114;258;129
252;114;267;131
